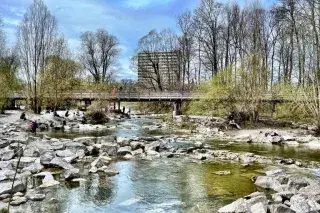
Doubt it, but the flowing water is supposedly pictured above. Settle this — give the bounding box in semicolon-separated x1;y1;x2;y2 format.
10;116;320;213
210;139;320;162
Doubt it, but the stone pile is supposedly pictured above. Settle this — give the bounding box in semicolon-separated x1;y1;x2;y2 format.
219;170;320;213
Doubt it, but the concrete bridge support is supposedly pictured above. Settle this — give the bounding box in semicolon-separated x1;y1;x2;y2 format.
173;100;182;116
6;99;17;109
117;101;121;111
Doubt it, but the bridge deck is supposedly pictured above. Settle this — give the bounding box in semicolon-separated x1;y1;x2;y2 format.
11;91;304;103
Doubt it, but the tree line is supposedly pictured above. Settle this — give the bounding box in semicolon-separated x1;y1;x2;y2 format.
133;0;320;92
1;0;320;123
0;0;121;113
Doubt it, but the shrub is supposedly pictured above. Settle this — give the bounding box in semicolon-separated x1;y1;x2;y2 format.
136;102;172;114
0;208;9;213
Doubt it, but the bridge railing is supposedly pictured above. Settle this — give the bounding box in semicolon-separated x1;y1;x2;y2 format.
116;91;202;100
12;90;306;102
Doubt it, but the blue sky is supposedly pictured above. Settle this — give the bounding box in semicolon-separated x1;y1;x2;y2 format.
0;0;275;80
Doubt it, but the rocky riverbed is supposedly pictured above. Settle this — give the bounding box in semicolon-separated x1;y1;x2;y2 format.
1;111;320;212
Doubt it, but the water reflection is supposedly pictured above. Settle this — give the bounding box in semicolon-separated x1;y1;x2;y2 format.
42;159;262;213
10;117;268;213
210;140;320;162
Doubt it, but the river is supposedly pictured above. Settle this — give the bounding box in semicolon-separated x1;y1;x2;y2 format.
10;116;319;213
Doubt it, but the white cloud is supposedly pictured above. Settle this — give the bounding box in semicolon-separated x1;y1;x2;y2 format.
123;0;174;9
0;0;185;79
2;17;19;26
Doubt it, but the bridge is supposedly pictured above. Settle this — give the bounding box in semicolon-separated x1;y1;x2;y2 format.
11;91;203;115
10;90;297;115
12;91;202;101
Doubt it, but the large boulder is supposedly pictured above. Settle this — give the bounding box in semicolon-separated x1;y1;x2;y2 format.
145;141;161;152
130;142;144;151
268;204;295;213
40;151;55;166
65;142;86;153
13;157;37;169
219;192;268;213
218;198;248;213
266;169;285;176
0;170;15;181
63;168;80;180
0;181;25;195
10;196;27;206
0;140;9;148
117;137;131;147
290;194;320;212
97;136;116;144
0;148;15;161
51;141;66;151
117;146;132;156
55;149;75;158
64;150;85;163
21;158;43;174
145;150;160;158
90;155;111;170
254;176;285;192
26;189;45;201
49;157;74;170
73;137;96;146
87;146;100;156
287;175;311;191
131;148;144;157
96;167;119;176
39;173;59;188
299;183;320;197
23;147;40;157
250;202;267;213
100;143;118;156
0;161;12;170
9;143;24;157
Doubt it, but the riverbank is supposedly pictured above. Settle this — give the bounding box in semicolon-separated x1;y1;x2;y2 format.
0;110;320;212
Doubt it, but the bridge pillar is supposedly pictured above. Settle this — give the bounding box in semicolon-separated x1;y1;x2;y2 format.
7;99;16;109
117;101;121;112
173;100;182;116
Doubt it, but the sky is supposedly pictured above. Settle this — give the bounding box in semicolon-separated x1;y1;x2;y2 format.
0;0;275;80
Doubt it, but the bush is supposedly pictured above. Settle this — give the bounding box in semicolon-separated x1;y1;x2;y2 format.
179;122;196;130
87;100;109;113
0;208;9;213
86;111;109;124
136;102;172;114
161;113;173;122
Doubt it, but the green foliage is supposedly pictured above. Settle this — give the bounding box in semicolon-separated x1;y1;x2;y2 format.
136;102;172;114
0;55;20;112
0;208;9;213
86;101;110;124
179;122;196;130
41;56;81;110
161;112;173;123
87;100;110;113
274;103;310;122
187;69;233;116
188;55;269;123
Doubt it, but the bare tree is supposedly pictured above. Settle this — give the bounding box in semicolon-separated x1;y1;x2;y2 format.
133;29;180;91
0;17;6;58
80;29;120;84
178;10;195;88
17;0;58;113
194;0;223;77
